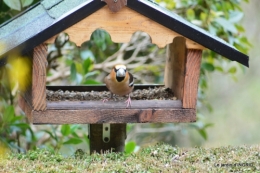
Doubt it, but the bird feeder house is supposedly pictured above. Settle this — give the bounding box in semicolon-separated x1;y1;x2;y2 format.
0;0;249;153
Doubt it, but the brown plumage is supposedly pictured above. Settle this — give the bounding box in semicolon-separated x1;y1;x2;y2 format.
104;64;134;107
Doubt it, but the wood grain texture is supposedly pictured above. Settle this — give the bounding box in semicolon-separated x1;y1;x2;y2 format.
32;108;196;124
183;49;202;108
18;96;33;123
44;6;204;49
164;36;186;101
89;124;126;153
102;0;127;12
32;44;48;110
46;100;182;109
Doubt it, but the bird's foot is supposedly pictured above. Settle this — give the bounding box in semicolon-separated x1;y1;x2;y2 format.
125;95;132;108
102;98;109;103
102;92;114;103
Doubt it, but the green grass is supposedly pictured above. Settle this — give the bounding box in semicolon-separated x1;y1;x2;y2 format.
1;143;260;172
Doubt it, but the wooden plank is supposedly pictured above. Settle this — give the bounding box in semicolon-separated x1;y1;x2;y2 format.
46;100;182;109
164;36;186;101
183;49;202;108
32;108;196;124
102;0;127;12
89;124;126;153
22;44;47;111
18;96;33;123
44;6;204;49
32;44;48;110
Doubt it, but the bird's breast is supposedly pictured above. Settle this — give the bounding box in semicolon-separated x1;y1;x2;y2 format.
105;77;133;96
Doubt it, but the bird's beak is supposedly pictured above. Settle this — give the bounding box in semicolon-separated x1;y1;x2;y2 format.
116;68;126;77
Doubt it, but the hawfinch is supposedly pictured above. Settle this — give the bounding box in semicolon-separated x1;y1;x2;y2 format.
104;64;134;107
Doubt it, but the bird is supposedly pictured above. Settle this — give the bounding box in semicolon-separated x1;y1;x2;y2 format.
104;64;134;108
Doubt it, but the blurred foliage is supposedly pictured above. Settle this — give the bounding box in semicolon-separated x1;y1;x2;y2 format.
0;0;88;154
0;0;39;24
0;0;251;154
153;0;250;145
47;33;101;85
7;55;32;93
0;55;36;152
0;0;61;153
40;124;89;153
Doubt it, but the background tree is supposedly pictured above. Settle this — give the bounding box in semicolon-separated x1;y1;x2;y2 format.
0;0;250;153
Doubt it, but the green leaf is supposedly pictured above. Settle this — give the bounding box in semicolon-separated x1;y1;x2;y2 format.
234;43;248;54
208;24;217;35
42;130;57;141
186;9;195;21
198;129;208;140
3;105;15;123
228;67;237;74
61;125;71;136
84;71;100;79
204;123;214;129
231;75;238;82
235;24;245;32
83;58;92;74
84;79;101;84
70;63;77;81
229;11;243;23
200;12;207;21
10;123;31;135
215;17;237;33
70;125;81;133
92;30;108;51
10;115;23;122
239;36;252;47
63;138;83;145
65;59;73;66
4;0;21;11
12;123;30;129
125;141;136;154
83;134;89;144
21;0;33;8
80;50;94;60
202;63;215;72
75;62;84;75
215;66;224;72
76;74;83;84
199;77;208;89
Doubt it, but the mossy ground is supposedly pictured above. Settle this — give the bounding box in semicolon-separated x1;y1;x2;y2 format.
0;143;260;173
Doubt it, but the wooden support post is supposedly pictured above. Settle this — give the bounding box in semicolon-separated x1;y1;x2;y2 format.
21;43;47;115
165;37;202;109
164;36;186;101
183;49;202;108
89;124;126;154
32;44;48;110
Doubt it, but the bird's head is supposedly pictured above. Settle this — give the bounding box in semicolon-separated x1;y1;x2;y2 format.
114;64;127;82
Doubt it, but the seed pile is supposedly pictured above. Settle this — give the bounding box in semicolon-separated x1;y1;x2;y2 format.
46;87;176;101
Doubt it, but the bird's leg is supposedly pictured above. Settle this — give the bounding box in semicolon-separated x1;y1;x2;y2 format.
102;92;114;103
125;94;132;108
102;98;108;103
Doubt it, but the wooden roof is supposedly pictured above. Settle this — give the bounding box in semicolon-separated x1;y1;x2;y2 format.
0;0;249;67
